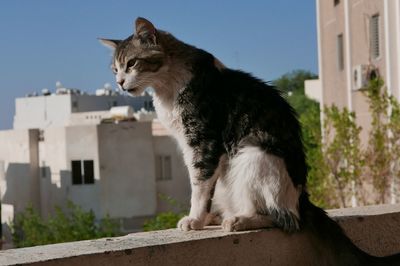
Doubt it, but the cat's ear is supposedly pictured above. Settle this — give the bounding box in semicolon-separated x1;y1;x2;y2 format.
98;38;121;50
135;17;157;45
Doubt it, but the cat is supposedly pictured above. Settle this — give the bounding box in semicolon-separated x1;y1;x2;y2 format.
100;17;400;265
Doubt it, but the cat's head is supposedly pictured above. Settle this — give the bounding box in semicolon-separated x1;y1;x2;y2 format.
99;17;166;96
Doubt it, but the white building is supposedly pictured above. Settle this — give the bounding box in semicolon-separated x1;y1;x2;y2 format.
0;88;190;244
14;86;155;129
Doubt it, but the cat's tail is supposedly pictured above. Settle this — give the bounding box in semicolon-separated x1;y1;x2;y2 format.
299;191;400;266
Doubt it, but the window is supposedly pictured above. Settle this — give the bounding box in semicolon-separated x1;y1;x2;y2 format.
83;160;95;184
41;161;47;178
155;155;172;181
370;14;380;59
334;0;340;6
71;160;95;185
72;100;78;109
337;34;344;71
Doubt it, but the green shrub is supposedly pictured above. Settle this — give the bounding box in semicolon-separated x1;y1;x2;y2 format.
11;201;120;248
143;194;187;231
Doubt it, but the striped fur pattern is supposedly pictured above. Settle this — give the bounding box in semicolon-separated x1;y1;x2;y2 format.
100;17;400;265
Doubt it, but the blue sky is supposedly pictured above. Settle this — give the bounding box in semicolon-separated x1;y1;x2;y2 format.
0;1;317;129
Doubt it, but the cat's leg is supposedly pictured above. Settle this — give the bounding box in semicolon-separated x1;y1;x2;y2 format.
222;146;301;232
178;173;218;230
222;215;274;231
177;153;228;231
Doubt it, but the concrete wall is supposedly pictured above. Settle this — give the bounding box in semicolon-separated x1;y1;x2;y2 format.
13;94;153;130
65;126;102;216
1;119;191;233
67;111;110;126
38;122;161;221
319;0;348;110
72;94;153;113
97;122;157;219
13;95;72;129
153;136;190;213
1;204;399;266
318;0;400;142
0;129;40;212
304;79;322;102
38;127;68;217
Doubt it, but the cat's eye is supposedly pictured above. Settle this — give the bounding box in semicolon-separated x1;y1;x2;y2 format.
126;59;137;70
111;66;118;74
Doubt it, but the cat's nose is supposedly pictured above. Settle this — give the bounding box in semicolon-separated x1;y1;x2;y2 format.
117;79;125;88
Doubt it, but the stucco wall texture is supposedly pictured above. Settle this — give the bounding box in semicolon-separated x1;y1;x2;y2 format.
1;204;399;266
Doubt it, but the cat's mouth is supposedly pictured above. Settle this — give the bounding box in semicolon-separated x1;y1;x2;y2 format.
126;87;140;94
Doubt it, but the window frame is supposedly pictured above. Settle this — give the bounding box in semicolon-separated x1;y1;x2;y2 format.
155;155;172;181
370;14;380;60
71;160;95;185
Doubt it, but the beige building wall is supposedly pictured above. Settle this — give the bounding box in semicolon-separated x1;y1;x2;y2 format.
38;127;68;218
1;121;190;236
153;135;190;213
97;122;158;219
318;0;400;143
21;121;190;229
38;122;164;219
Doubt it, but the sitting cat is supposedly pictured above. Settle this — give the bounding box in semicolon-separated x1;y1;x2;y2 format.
100;17;400;265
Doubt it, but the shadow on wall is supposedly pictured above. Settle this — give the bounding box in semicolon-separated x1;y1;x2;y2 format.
39;168;71;219
2;163;32;213
2;163;71;213
1;163;73;246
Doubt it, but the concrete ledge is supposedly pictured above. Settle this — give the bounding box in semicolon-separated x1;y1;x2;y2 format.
1;204;400;266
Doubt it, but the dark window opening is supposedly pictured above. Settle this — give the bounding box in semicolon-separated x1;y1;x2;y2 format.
370;14;380;59
84;160;95;184
41;161;46;178
72;160;83;184
334;0;340;6
71;160;95;185
156;155;172;181
337;34;344;71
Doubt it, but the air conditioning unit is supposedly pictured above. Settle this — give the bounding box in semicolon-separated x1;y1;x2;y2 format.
352;64;369;91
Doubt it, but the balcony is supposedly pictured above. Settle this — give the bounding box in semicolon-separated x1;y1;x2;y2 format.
1;204;399;266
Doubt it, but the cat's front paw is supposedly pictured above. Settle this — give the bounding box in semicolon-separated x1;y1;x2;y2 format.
222;216;251;232
177;216;204;231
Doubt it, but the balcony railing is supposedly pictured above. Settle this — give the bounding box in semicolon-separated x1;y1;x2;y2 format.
1;204;399;266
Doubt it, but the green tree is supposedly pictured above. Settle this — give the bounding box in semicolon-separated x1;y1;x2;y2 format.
11;202;120;248
323;106;364;207
275;69;317;95
364;78;390;203
301;102;329;207
363;78;400;203
275;70;331;207
388;96;400;203
319;77;400;207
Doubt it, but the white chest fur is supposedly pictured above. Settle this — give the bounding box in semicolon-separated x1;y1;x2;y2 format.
153;95;181;135
153;94;195;176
